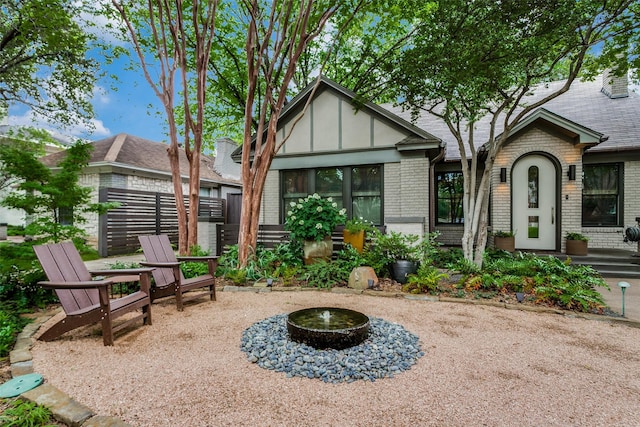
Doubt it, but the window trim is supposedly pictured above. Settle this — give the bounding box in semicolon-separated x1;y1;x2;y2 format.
281;165;384;225
435;171;464;225
582;162;624;227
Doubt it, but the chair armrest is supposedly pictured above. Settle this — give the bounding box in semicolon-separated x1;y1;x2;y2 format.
176;256;219;262
140;261;181;268
90;268;155;276
38;279;112;290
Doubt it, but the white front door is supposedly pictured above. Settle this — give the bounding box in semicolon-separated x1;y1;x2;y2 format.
512;155;557;250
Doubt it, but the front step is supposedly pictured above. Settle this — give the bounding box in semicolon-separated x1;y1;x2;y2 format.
558;253;640;278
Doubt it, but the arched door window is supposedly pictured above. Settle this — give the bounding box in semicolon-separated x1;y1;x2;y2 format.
528;166;539;208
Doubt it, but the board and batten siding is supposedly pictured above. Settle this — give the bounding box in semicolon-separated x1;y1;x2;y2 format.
278;89;407;155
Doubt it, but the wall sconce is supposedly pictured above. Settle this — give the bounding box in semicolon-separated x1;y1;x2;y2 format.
499;168;507;183
568;165;576;181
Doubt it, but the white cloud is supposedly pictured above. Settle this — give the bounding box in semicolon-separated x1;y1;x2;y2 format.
93;85;111;105
8;109;111;142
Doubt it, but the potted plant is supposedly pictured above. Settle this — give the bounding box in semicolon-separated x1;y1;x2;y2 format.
342;217;373;253
565;231;588;256
374;231;420;284
285;193;346;264
493;230;515;252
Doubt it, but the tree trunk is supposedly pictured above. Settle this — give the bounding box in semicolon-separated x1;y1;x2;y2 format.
187;149;201;253
166;125;189;255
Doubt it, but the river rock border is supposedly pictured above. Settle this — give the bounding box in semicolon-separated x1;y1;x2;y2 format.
241;314;424;383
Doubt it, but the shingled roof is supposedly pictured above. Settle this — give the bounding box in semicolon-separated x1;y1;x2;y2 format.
40;133;240;185
386;75;640;160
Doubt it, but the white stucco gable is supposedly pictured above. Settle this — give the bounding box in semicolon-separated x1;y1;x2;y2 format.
278;89;409;155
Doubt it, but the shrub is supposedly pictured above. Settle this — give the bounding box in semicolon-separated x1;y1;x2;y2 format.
0;304;30;358
216;242;303;284
179;245;212;278
403;264;449;294
451;251;609;312
284;193;346;242
301;246;365;288
432;247;463;268
565;231;588;241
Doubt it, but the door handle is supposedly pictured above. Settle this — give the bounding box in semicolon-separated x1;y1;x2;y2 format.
551;207;554;225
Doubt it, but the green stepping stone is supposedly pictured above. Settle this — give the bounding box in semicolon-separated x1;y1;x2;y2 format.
0;373;43;398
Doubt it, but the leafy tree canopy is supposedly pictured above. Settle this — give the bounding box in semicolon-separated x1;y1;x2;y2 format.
383;0;639;124
195;0;412;147
0;0;98;127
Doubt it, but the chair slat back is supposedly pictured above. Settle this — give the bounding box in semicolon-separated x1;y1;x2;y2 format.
33;242;99;313
139;235;184;287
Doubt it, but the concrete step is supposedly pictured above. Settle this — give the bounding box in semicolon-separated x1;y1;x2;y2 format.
561;258;640;278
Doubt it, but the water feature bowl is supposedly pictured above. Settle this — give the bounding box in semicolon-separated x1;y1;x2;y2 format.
286;307;370;350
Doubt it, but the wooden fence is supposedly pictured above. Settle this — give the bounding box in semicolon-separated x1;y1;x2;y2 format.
216;224;386;255
99;187;225;256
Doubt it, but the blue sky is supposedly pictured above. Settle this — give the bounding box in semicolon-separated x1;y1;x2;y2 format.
6;52;169;144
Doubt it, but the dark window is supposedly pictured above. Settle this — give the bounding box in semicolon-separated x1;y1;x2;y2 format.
528;166;539;208
582;163;622;226
57;207;73;226
436;172;464;224
281;165;382;224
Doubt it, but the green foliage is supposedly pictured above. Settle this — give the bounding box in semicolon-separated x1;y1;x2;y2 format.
403;264;449;294
0;242;52;309
432;247;464;268
363;230;441;277
0;265;50;310
0;398;56;427
216;242;303;284
452;251;610;313
370;230;420;262
493;230;515;237
344;217;374;233
0;141;116;244
565;232;589;241
180;245;211;279
225;269;248;285
0;0;98;127
0;304;30;358
285;194;347;242
301;246;365;288
447;257;480;275
6;225;25;236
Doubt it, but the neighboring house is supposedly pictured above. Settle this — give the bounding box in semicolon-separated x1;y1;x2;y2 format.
251;73;640;253
0;124;65;227
40;133;242;250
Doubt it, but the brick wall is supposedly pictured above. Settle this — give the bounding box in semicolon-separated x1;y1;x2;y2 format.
383;157;430;236
583;159;640;250
493;126;582;252
262;170;281;224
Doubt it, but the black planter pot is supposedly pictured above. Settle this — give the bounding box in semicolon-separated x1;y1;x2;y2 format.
392;260;418;284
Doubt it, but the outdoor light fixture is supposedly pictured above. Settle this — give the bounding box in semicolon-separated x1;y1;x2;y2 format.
568;164;576;181
266;278;273;287
500;168;507;183
618;281;630;316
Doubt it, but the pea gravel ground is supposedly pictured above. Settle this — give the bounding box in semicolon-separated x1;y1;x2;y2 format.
31;291;640;427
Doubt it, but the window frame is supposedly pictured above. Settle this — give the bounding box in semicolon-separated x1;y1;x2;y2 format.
582;162;623;227
435;171;465;225
281;165;383;225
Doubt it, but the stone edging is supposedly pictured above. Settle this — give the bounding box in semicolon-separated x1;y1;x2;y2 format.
10;286;640;426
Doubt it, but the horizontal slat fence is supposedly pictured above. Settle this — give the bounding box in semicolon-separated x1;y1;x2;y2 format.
99;187;225;256
216;224;386;255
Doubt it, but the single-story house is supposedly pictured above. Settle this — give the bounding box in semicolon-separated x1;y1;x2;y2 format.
248;72;640;253
39;134;242;251
0;123;66;227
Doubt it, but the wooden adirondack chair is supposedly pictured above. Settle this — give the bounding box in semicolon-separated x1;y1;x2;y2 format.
138;234;217;311
33;242;154;346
